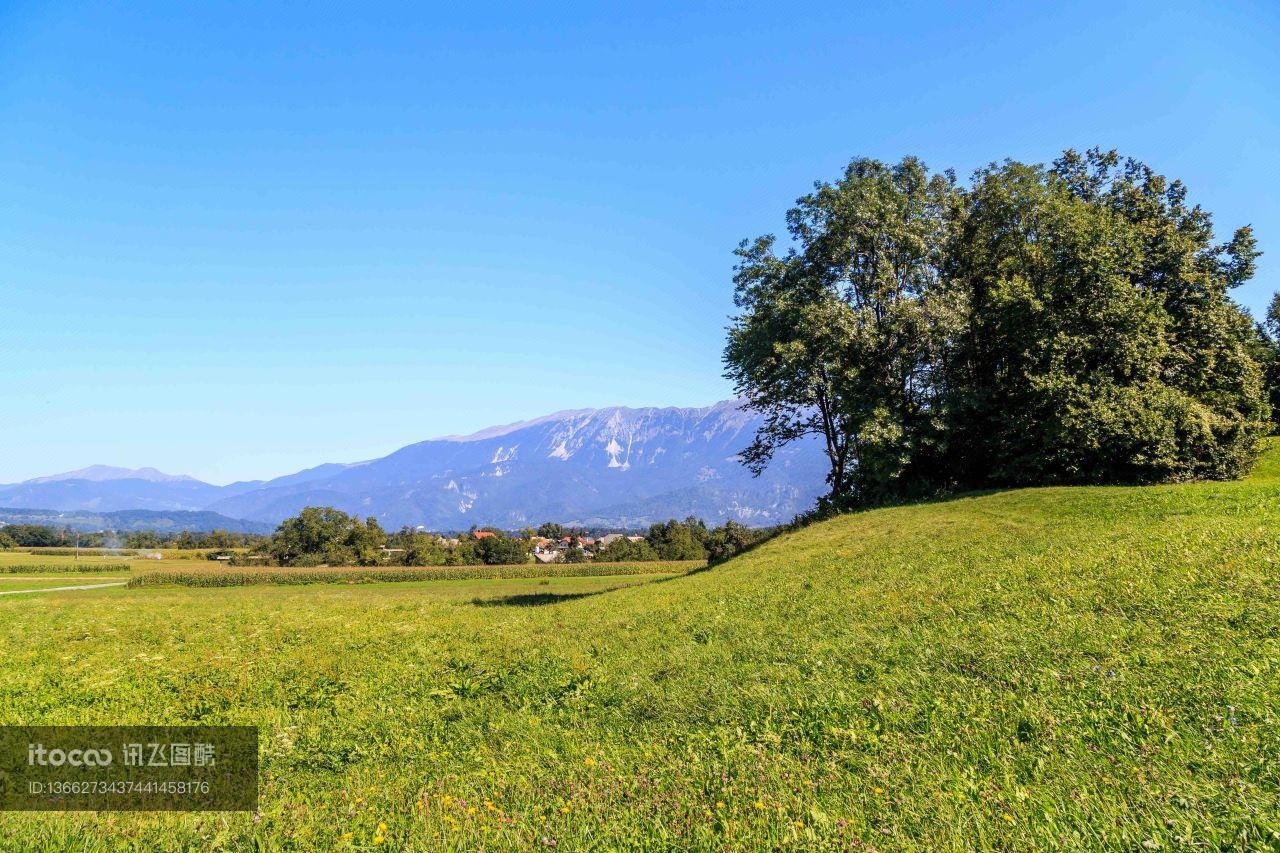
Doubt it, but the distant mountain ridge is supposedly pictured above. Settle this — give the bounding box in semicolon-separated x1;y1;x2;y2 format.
25;465;199;484
0;401;827;529
0;507;273;534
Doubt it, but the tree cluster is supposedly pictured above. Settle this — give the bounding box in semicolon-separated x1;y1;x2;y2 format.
726;149;1268;510
593;517;773;564
256;508;533;567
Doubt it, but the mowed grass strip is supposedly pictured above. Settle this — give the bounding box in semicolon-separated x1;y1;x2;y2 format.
0;577;128;591
126;560;701;588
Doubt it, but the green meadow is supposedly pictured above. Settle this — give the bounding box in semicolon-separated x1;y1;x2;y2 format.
3;445;1280;849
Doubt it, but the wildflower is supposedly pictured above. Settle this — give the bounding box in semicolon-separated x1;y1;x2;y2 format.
377;823;386;832
716;801;725;809
584;757;597;767
1002;814;1014;823
873;787;884;794
754;801;766;810
373;836;384;845
341;833;353;840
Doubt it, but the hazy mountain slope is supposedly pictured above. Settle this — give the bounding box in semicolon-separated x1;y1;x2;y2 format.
3;401;828;528
0;477;234;513
24;465;198;484
207;400;827;528
0;507;273;534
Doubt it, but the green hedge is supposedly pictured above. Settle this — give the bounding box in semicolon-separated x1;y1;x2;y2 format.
3;563;132;574
127;561;699;588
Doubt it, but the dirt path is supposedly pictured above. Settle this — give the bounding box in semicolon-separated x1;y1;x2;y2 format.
0;582;127;596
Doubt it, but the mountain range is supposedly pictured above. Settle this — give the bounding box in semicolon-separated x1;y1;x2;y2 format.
0;401;827;530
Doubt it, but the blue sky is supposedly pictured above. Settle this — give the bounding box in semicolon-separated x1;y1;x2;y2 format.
1;1;1277;484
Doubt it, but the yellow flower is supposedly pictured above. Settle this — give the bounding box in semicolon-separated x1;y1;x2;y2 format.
467;806;477;815
341;833;353;840
716;801;725;809
754;801;766;810
1002;814;1014;823
560;807;571;814
373;836;384;845
584;757;597;767
377;823;387;832
873;787;884;794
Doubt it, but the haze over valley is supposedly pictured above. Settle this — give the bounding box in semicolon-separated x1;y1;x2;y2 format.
0;400;825;530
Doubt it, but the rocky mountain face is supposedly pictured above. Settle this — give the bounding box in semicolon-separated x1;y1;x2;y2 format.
1;401;828;529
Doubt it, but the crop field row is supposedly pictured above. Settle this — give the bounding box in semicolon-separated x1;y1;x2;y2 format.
126;560;702;588
0;550;135;566
1;562;132;574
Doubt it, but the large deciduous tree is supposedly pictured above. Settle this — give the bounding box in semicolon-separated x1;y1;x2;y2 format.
725;156;959;507
946;150;1265;485
727;149;1268;510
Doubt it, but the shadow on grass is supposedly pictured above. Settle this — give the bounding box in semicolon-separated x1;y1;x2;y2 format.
469;567;711;608
471;589;610;608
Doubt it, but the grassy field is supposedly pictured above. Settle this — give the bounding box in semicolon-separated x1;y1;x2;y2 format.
0;551;134;569
3;448;1280;849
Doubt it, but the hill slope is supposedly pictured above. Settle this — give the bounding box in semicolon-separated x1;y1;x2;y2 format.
4;444;1279;848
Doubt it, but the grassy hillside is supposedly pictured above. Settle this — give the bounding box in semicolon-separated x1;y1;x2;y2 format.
3;446;1280;849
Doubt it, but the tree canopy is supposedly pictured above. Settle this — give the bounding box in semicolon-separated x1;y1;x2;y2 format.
727;149;1267;509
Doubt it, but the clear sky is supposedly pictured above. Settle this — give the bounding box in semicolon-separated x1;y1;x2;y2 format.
1;1;1277;484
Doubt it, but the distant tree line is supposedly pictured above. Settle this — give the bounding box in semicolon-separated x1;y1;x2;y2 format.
0;524;267;550
726;148;1272;513
124;530;268;550
1;512;772;567
220;508;771;567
